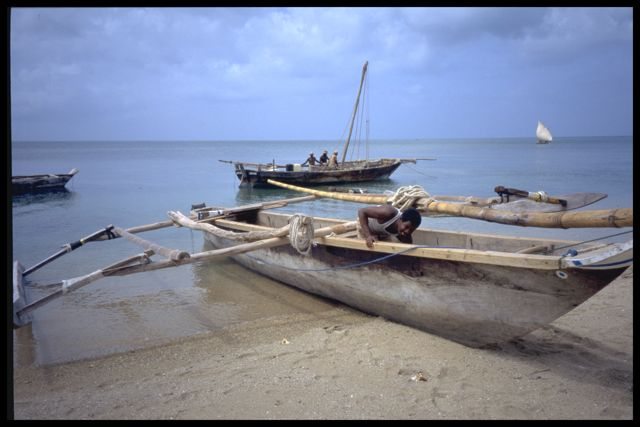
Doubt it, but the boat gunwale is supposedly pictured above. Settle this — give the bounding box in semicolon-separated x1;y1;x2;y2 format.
235;158;402;174
209;215;570;270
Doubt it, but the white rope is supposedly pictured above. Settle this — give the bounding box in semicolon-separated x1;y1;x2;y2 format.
288;214;314;256
170;210;315;254
388;185;431;210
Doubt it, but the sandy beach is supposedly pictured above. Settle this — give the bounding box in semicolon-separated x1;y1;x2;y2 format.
11;266;632;420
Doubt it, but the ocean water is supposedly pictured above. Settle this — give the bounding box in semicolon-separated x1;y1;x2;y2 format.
10;137;633;365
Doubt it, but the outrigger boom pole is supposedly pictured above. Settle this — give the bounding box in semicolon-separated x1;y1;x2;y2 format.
22;226;116;277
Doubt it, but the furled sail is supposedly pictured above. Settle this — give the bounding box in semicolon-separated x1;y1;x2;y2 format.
536;121;553;144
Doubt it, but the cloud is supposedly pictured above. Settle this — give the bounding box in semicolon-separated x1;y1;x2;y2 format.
10;7;633;140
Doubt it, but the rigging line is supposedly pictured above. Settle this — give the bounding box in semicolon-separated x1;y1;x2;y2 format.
365;71;370;160
358;71;370;161
356;76;367;160
401;163;438;179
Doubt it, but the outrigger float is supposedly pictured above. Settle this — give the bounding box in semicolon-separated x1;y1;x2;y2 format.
13;184;632;347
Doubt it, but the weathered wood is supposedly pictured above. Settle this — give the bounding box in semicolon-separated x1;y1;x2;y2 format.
15;252;155;321
94;194;318;239
23;225;116;276
267;179;388;203
211;218;561;270
201;210;633;347
220;159;288;169
12;218;359;324
421;202;632;228
113;226;190;261
267;179;632;228
194;195;317;223
320;187;607;212
101;218;358;276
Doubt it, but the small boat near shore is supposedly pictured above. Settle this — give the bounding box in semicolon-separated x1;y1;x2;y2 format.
190;207;632;347
12;168;79;195
13;191;632;347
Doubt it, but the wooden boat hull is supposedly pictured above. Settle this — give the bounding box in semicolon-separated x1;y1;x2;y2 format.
202;211;631;347
12;168;79;195
234;159;403;188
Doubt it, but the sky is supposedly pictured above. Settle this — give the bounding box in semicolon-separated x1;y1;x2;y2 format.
9;7;634;141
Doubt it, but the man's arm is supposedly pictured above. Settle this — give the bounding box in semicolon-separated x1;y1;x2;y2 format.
357;205;396;248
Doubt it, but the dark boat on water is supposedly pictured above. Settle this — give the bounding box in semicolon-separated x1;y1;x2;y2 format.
227;157;413;188
220;61;418;188
12;168;79;195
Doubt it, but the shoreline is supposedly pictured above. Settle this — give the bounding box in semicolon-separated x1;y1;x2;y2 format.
12;266;633;420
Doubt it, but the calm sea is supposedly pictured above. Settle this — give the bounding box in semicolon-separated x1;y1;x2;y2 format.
10;137;633;365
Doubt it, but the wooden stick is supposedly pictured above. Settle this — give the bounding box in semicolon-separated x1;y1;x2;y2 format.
194;195;317;223
106;218;358;277
420;201;632;228
23;225;116;276
113;226;190;261
219;159;289;169
14;219;358;322
267;179;389;204
267;179;632;228
93;194;317;239
16;252;155;320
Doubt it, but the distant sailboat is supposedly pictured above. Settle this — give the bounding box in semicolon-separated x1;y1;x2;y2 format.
536;121;553;144
220;61;416;188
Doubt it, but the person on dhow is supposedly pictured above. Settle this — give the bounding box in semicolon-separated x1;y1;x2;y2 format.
319;150;329;165
302;152;318;167
357;205;422;248
327;151;339;169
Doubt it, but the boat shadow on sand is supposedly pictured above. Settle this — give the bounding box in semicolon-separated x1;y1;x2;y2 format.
483;268;633;394
488;325;633;393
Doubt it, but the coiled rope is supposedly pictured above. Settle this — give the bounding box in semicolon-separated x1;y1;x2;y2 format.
169;211;314;254
388;185;431;210
288;214;314;255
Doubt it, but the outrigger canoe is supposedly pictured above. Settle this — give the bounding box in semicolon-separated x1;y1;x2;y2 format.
13;192;632;347
190;206;632;347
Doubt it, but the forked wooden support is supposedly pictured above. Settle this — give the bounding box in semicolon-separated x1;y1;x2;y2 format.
12;213;355;328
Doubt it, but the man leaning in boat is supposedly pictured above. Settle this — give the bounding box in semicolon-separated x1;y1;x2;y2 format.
357;205;422;248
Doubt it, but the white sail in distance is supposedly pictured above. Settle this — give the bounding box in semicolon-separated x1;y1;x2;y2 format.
536;121;553;144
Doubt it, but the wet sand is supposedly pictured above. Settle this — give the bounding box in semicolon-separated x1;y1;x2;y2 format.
11;266;633;420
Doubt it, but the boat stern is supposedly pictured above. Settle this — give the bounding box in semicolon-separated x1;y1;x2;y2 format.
561;240;633;271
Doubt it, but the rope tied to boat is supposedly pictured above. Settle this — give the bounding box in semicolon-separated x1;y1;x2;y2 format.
388;185;431;210
528;191;549;203
288;214;314;255
168;211;315;255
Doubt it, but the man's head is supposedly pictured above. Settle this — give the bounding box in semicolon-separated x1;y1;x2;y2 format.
397;208;421;237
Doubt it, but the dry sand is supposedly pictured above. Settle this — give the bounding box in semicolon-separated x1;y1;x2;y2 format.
11;266;633;420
